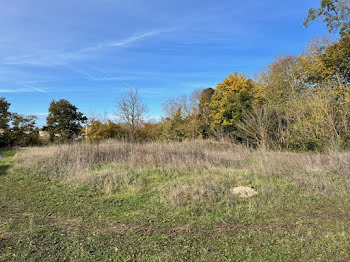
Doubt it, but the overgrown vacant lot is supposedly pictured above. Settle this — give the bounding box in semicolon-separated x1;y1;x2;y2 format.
1;140;349;261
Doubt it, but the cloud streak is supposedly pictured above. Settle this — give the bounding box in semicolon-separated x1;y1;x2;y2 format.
0;84;49;94
3;28;177;68
79;30;170;53
22;84;49;94
0;88;32;93
108;29;174;47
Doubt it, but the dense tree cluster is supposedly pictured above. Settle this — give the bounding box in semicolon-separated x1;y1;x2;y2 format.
0;0;349;151
0;98;87;146
159;33;350;151
0;99;40;147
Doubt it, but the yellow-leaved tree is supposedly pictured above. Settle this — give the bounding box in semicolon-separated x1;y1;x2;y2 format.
87;120;126;142
210;72;258;133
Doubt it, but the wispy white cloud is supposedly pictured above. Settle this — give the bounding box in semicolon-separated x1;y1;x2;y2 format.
3;50;85;67
0;84;49;94
77;31;161;53
79;30;169;53
3;28;177;68
108;30;174;47
0;88;33;93
22;83;49;94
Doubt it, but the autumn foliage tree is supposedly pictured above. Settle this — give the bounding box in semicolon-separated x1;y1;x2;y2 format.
87;120;126;142
210;73;257;133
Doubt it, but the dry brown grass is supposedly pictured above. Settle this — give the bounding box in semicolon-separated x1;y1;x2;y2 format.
16;139;350;206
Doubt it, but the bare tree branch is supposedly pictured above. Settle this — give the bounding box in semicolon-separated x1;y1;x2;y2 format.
115;88;148;141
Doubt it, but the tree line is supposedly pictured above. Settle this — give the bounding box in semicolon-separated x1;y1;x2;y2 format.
0;0;349;151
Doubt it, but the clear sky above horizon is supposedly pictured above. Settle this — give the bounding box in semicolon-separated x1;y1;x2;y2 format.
1;0;330;126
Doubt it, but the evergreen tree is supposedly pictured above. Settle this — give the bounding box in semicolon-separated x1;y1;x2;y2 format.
46;99;87;142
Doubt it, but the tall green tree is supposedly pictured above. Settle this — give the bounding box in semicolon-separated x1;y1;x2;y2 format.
304;0;350;36
0;97;11;130
161;106;186;141
46;99;87;141
0;97;11;146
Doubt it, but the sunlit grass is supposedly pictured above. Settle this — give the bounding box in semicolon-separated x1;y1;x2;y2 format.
1;141;349;261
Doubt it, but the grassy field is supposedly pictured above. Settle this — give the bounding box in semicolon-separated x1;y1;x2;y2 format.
0;140;349;261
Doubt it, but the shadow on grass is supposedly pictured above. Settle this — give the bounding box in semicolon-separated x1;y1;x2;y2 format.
0;165;10;176
0;149;16;177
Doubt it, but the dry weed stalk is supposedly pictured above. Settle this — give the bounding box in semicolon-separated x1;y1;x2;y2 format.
17;140;350;204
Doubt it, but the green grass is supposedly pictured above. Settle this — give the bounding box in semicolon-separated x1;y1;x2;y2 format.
0;150;349;261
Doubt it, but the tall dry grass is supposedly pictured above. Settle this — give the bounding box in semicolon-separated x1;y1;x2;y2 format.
16;140;350;205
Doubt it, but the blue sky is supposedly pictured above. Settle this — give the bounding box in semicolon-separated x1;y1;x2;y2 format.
0;0;329;126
